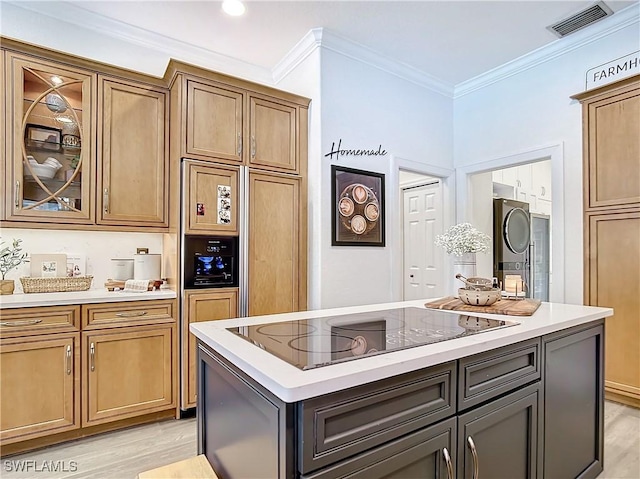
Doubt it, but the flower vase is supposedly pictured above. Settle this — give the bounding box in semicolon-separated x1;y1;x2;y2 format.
452;253;477;294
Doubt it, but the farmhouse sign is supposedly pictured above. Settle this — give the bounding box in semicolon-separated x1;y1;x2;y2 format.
586;51;639;90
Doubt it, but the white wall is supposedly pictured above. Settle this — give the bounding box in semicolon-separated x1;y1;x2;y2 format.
468;172;494;279
274;49;324;309
454;22;639;305
319;49;453;308
1;229;163;293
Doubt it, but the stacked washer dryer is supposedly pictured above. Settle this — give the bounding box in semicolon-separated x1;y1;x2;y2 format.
493;198;531;297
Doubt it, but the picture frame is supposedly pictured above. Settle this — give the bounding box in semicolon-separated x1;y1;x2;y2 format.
66;254;87;278
25;124;62;152
29;253;68;278
331;165;385;246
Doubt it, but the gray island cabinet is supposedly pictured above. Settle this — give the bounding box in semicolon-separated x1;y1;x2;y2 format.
191;300;610;479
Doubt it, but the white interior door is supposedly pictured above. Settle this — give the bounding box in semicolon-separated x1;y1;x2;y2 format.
403;181;443;300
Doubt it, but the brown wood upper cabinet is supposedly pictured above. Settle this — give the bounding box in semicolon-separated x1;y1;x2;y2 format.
97;77;169;227
4;52;95;224
249;95;297;173
181;75;300;174
184;160;239;235
2;41;170;231
581;76;640;209
186;80;244;163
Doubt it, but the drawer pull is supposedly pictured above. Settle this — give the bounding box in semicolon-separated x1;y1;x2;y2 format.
443;447;454;479
90;342;95;371
467;436;479;479
115;311;148;318
66;345;72;375
0;319;43;327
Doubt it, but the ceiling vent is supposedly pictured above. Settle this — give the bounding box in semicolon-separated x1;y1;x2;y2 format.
547;1;614;38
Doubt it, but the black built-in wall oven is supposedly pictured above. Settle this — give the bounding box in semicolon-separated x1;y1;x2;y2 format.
183;235;238;289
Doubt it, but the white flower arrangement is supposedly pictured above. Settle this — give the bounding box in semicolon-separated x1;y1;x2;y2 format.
434;223;491;256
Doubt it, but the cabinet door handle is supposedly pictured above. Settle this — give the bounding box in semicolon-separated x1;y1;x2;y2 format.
0;319;42;327
15;180;20;208
115;311;147;318
251;135;256;159
66;345;72;375
237;133;242;156
541;186;546;197
467;436;479;479
443;447;454;479
103;188;109;214
90;342;95;371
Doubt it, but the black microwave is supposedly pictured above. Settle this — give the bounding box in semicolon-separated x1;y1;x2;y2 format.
184;236;238;289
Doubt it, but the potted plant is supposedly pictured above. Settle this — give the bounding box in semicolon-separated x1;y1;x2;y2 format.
434;223;491;257
0;238;27;295
435;223;491;293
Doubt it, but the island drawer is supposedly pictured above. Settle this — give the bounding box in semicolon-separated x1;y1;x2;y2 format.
82;300;175;329
297;361;456;475
301;416;457;479
0;305;79;338
458;337;541;411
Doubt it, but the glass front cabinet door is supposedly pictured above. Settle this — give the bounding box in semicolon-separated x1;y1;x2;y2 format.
6;53;95;223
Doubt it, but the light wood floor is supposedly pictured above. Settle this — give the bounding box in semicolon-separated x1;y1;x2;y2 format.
1;401;638;478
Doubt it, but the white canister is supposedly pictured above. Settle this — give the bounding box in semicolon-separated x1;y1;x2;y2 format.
134;254;162;280
110;259;134;281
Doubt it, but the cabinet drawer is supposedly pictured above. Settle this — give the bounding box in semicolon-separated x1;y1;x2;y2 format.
458;338;541;410
302;417;457;479
298;361;456;475
82;300;175;329
0;305;79;337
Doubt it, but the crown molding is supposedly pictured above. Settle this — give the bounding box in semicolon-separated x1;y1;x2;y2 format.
454;3;640;98
3;1;275;85
320;28;454;97
272;28;323;83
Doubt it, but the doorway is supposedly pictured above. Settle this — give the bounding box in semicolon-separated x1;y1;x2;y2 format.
457;144;563;303
401;172;443;300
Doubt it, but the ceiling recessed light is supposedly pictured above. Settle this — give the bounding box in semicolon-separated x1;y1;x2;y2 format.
222;0;245;16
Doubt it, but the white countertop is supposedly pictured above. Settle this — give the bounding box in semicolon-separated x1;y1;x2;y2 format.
190;299;613;403
0;288;177;308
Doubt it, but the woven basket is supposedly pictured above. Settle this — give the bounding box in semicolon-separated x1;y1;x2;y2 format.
20;276;93;294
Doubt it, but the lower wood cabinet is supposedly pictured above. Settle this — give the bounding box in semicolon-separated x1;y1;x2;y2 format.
82;325;174;426
183;289;238;409
586;211;640;406
0;333;80;444
0;298;177;452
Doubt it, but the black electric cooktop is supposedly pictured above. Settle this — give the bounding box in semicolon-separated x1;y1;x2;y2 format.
228;307;518;370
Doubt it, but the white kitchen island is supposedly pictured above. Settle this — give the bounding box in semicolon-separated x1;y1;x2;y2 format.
191;299;612;479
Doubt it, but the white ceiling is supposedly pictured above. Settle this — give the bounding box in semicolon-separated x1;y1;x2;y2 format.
13;0;640;85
